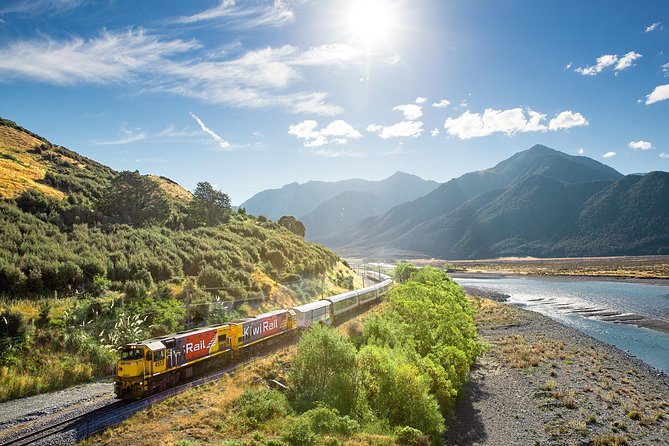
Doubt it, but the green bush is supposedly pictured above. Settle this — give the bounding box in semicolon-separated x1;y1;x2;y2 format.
302;405;360;436
288;325;357;415
281;416;316;446
233;388;292;428
395;426;429;446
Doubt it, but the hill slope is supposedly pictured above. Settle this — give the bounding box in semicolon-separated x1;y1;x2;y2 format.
0;117;357;401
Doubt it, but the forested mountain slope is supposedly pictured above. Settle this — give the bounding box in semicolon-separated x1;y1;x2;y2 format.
331;145;668;259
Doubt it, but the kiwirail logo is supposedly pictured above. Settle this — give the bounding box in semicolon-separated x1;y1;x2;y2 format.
184;329;218;361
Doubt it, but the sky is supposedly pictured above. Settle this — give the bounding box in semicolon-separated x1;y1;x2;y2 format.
0;0;668;205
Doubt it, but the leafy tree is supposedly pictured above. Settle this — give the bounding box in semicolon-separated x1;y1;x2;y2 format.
278;215;306;238
394;262;418;283
187;182;231;227
288;325;357;414
356;345;444;441
100;171;171;227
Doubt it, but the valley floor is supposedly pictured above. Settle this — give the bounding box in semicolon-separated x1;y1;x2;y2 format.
445;298;669;446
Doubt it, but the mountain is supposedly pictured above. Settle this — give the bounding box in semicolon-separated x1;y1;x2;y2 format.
240;171;439;239
330;145;668;259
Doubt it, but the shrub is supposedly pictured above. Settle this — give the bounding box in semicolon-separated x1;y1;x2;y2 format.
288;325;357;414
0;310;29;358
395;426;429;446
281;416;316;446
234;388;292;428
302;405;360;436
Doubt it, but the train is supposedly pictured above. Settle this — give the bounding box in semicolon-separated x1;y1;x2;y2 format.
114;276;393;399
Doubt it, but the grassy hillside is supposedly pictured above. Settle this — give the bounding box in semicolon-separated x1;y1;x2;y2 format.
0;117;356;400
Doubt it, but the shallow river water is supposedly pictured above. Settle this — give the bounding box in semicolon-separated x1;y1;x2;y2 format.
453;276;669;374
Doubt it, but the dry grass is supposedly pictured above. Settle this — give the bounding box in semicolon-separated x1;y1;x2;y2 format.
0;352;96;402
439;256;669;279
147;175;193;201
495;334;565;368
592;433;628;446
470;296;517;327
0;126;65;199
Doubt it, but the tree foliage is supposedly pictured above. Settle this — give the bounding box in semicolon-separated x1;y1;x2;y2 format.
100;171;171;227
278;215;306;238
393;262;418;283
288;324;357;415
188;181;231;227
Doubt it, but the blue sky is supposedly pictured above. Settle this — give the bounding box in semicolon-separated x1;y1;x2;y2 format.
1;0;667;204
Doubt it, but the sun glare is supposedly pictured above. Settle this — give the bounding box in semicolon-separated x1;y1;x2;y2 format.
347;0;395;46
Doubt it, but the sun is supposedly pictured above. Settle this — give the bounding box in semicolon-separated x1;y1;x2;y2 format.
346;0;396;46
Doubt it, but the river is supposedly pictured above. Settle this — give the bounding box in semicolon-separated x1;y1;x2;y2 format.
453;275;669;374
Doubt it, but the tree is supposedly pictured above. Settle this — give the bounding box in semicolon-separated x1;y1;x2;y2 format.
288;325;357;414
394;262;418;283
100;171;171;227
188;182;231;227
278;215;306;238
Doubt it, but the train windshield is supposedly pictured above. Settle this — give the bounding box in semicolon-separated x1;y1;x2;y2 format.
121;347;144;360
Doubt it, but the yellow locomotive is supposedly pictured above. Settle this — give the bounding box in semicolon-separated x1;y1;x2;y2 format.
115;309;296;398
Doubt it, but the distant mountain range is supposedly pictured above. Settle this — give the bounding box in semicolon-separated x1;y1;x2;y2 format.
247;144;669;259
240;171;440;239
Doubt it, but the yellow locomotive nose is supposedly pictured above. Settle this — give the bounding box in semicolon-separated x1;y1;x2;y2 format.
116;359;145;377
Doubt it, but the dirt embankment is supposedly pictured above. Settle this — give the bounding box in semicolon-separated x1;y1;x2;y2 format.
445;298;669;446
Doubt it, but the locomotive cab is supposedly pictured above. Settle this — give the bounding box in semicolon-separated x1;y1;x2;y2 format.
114;341;167;399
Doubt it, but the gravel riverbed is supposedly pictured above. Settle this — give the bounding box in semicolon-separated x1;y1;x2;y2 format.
445;298;669;446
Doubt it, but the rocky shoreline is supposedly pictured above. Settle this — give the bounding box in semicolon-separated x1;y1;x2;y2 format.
445;298;669;445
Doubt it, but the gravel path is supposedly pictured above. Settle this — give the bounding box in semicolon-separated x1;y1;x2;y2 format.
445;299;669;446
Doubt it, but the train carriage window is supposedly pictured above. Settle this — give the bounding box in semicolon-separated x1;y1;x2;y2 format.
218;334;227;344
154;350;165;362
146;351;153;361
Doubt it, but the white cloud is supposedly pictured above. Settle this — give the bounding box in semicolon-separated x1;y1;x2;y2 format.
288;119;361;147
175;0;296;28
309;148;366;158
645;22;662;33
660;153;669;159
548;111;589;131
367;121;423;139
94;126;147;145
392;104;423;121
615;51;642;72
0;0;83;15
628;140;653;150
190;112;231;149
432;99;451;108
663;63;669;77
431;128;440;137
576;54;618;75
157;125;201;138
645;84;669;104
0;28;198;85
575;52;642;75
565;62;573;70
0;30;362;115
443;108;587;139
578;148;585;155
415;97;427;104
602;151;617;159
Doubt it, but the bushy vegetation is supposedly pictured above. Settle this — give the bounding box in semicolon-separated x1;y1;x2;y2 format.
284;267;481;445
